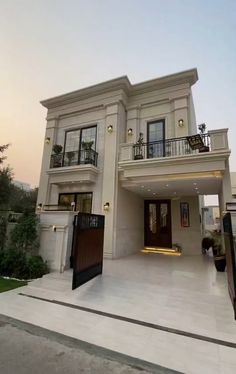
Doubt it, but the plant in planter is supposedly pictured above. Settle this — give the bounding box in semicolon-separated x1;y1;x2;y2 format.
134;133;144;160
81;141;94;164
172;243;182;253
211;231;226;272
52;144;63;154
202;231;226;271
66;151;75;166
52;144;63;167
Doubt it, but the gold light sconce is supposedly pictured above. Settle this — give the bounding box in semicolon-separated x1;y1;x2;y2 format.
107;125;113;133
178;119;184;127
103;202;110;211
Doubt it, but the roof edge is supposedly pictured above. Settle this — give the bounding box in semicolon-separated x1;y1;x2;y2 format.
40;68;198;109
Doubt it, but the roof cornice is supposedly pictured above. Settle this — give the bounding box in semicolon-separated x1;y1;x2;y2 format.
41;68;198;109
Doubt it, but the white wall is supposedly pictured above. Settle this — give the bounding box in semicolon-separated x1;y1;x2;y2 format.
39;212;75;272
115;184;144;258
171;196;202;255
231;172;236;197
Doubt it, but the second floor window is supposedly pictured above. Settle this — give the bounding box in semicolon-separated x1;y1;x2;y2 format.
63;126;97;166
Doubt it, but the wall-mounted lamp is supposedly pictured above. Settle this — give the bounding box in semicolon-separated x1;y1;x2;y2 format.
127;128;133;136
71;201;75;211
37;203;42;211
103;202;110;211
107;125;113;133
52;225;56;232
45;137;50;144
178;119;184;127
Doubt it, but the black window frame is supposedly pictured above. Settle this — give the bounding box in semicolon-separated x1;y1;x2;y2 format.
58;192;93;213
147;119;165;158
63;125;97;166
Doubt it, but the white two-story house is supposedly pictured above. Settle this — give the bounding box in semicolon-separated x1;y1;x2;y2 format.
37;68;232;270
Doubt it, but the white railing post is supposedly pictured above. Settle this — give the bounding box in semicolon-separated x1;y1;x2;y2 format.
208;128;229;151
119;143;134;161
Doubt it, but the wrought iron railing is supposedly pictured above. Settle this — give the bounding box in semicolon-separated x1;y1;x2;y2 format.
43;204;75;211
133;134;210;160
50;149;98;168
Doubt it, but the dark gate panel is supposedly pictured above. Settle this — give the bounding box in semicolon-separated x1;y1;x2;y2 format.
223;212;236;320
72;213;105;290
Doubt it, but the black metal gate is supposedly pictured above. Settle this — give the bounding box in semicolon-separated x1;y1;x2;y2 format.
223;212;236;319
71;213;105;290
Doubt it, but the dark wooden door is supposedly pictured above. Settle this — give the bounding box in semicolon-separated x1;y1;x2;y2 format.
144;200;172;248
72;213;105;290
223;212;236;320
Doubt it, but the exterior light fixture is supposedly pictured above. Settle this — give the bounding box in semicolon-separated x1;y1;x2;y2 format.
37;203;42;210
107;125;113;133
103;202;110;211
178;119;184;127
128;128;133;136
71;201;75;211
45;137;50;144
52;225;56;232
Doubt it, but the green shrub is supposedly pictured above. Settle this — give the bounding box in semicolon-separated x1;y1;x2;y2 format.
27;256;49;279
0;216;7;250
0;249;48;280
10;212;39;251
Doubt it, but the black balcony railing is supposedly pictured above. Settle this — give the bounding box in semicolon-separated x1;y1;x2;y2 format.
133;134;210;160
50;149;98;168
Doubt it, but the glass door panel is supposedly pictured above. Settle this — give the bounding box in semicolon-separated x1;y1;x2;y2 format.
147;120;165;158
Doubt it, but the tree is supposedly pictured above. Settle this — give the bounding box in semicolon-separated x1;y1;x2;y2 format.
0;167;12;208
0;144;12;208
0;144;9;165
10;212;39;251
8;186;38;213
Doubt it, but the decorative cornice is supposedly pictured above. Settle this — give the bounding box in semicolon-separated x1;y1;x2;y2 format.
41;69;198;110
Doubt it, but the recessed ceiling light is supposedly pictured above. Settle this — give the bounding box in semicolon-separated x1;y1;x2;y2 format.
173;192;177;195
147;189;151;192
195;187;198;190
166;184;169;187
141;185;144;188
153;192;156;195
193;182;197;186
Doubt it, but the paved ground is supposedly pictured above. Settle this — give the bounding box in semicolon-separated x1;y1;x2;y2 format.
0;254;236;373
0;315;177;374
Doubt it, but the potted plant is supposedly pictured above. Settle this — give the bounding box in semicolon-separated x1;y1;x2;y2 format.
172;243;182;253
66;151;75;166
134;133;144;160
81;141;94;164
52;144;63;154
52;144;63;167
212;231;226;272
202;231;226;271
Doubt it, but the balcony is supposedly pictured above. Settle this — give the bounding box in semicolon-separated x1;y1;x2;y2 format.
118;128;230;188
47;149;99;185
132;133;210;160
50;149;98;168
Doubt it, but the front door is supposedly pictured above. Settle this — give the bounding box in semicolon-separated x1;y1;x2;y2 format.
144;200;172;248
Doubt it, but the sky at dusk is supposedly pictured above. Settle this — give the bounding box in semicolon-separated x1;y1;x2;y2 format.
0;0;235;189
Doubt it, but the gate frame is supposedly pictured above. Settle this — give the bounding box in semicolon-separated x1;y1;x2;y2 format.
72;212;105;290
223;211;236;320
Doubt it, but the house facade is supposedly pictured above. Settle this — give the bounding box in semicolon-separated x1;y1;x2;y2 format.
37;69;232;269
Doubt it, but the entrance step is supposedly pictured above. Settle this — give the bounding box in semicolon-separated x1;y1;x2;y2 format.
141;247;181;256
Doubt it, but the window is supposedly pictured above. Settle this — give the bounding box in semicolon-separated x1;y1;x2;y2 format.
63;126;97;166
147;120;165;158
58;193;92;213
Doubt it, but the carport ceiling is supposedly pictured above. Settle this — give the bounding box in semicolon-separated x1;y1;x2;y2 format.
122;176;222;198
